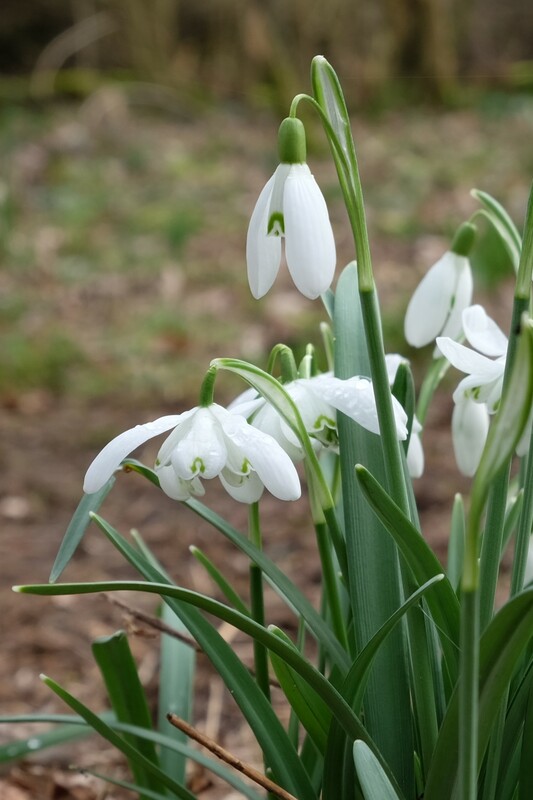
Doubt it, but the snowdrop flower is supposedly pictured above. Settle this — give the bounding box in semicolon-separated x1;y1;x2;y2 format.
437;305;507;412
246;117;336;300
385;353;424;478
451;396;490;477
437;304;518;474
84;403;301;504
404;223;475;348
230;373;408;460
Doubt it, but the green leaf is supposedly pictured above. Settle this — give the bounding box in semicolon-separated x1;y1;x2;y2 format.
311;55;353;173
425;589;533;799
92;630;162;798
323;576;444;800
41;675;196;800
448;494;465;592
471;189;522;272
333;262;415;797
190;545;249;615
157;603;195;787
354;464;460;685
0;714;264;799
353;740;402;799
185;498;350;674
50;518;320;800
49;478;115;582
269;626;332;754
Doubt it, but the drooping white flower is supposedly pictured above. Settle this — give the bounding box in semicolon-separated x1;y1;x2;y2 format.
436;304;526;475
246;118;336;300
451;396;490;477
404;251;473;347
230;372;407;460
385;353;424;478
84;403;301;504
436;305;507;412
404;224;476;348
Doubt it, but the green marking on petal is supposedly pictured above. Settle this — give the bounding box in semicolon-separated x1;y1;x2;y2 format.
241;458;251;474
313;414;336;431
268;212;285;236
191;457;205;475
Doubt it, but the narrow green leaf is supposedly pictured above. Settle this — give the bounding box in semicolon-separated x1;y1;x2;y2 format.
311;55;353;168
322;576;444;800
448;494;465;592
185;498;350;674
353;740;402;799
0;719;97;762
269;626;332;754
51;518;320;800
471;189;522;272
41;675;196;800
92;630;161;798
190;545;249;615
354;464;460;683
82;770;172;800
519;676;533;799
0;715;264;799
157;603;195;787
49;478;115;582
18;571;404;797
425;589;533;799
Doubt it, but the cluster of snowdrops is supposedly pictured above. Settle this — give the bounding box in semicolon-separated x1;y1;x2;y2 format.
6;57;533;800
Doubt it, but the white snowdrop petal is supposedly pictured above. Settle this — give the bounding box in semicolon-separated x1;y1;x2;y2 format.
221;413;301;501
156;465;194;501
407;432;424;479
436;337;501;377
385;353;408;385
172;408;228;480
439;256;473;341
283;165;336;299
246;173;281;299
83;415;182;494
452;398;490;477
462;305;508;357
219;469;264;503
252;404;304;461
404;253;460;347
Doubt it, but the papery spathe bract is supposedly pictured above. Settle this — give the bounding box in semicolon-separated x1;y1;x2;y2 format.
83;403;301;504
404;250;473;347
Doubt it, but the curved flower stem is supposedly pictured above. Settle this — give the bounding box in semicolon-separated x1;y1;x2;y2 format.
248;503;271;702
415;355;450;426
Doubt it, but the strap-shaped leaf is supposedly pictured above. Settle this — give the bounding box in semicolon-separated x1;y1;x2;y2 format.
269;626;332;754
471;189;521;272
353;740;402;800
425;588;533;799
49;477;115;582
92;631;162;797
354;464;460;685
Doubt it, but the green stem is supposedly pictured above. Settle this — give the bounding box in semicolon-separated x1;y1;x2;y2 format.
459;587;480;800
479;469;510;630
199;366;217;407
516;181;533;300
416;356;450;426
510;436;533;596
249;503;270;702
360;288;410;516
314;521;349;651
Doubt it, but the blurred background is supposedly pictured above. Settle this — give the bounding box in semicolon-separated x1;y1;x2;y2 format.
1;2;532;797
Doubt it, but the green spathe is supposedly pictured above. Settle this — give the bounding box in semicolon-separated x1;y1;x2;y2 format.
278;117;306;164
